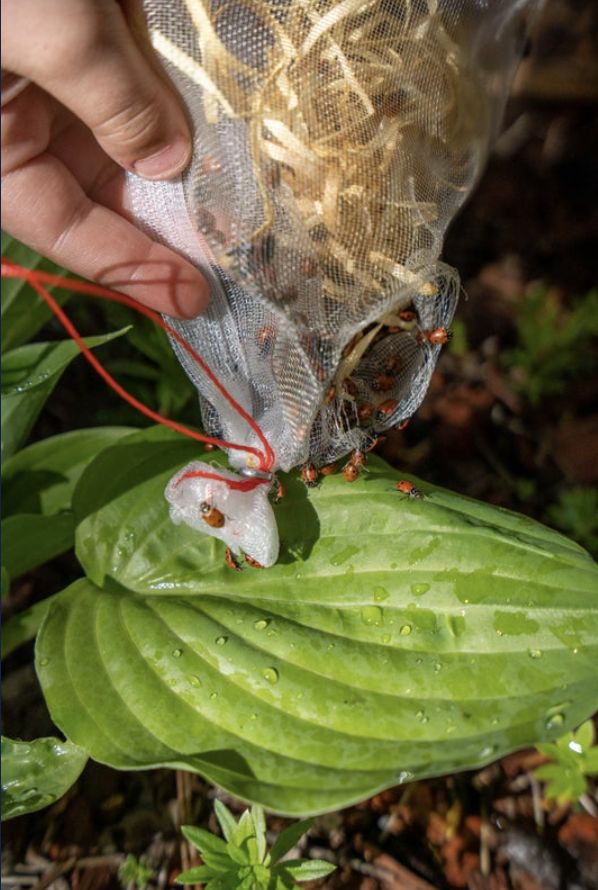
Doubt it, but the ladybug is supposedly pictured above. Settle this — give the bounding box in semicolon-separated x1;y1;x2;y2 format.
272;480;285;504
396;480;423;499
417;328;452;346
385;354;403;374
342;332;363;358
349;448;366;468
372;372;395;392
301;463;319;487
200;501;225;528
377;398;398;420
245;554;264;569
324;385;337;405
320;461;339;476
204;443;216;452
342;463;360;482
257;326;275;355
225;548;242;570
342;377;358;398
363;433;382;452
396;418;411;432
357;402;374;423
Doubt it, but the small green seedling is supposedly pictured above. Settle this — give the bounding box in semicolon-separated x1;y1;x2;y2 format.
118;854;155;890
177;799;336;890
535;719;598;806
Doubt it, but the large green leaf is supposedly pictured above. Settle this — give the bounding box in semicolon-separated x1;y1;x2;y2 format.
36;427;598;815
1;735;88;820
1;427;135;518
1;329;130;464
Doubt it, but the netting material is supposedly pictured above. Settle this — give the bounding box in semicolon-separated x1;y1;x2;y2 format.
128;0;542;561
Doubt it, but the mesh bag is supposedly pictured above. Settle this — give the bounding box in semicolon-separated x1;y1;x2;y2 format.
129;0;542;563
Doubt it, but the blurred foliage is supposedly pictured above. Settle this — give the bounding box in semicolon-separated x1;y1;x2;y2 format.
547;487;598;557
503;285;598;406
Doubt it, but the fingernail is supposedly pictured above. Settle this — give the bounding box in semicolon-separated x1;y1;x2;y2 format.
132;134;192;180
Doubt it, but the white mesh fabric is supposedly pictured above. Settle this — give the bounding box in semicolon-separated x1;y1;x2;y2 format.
129;0;543;473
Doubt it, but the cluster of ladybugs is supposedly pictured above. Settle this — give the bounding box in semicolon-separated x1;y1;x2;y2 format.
300;451;423;499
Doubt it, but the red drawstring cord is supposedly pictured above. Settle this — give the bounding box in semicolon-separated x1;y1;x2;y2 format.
1;259;276;477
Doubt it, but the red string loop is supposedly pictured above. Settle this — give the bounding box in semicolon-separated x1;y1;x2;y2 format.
1;258;276;473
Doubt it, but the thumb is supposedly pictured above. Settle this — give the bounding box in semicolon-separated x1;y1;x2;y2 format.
2;0;192;180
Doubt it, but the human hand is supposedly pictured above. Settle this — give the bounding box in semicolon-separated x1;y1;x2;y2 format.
1;0;209;318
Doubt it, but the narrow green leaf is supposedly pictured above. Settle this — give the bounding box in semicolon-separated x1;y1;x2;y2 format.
182;824;231;859
575;719;595;753
277;859;337;880
1;329;130;464
268;820;313;865
252;805;267;864
176;865;220;883
214;799;239;843
1;513;75;579
1;735;88;820
0;234;73;351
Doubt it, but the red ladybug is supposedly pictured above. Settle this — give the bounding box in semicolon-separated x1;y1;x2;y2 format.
225;548;242;570
245;554;264;569
385;354;403;374
396;480;423;499
395;418;411;432
320;461;339;476
357;402;374;423
377;398;398;420
301;463;319;487
324;385;337;404
417;328;452;346
349;448;366;468
372;373;395;392
201;502;225;528
342;464;359;482
272;480;285;504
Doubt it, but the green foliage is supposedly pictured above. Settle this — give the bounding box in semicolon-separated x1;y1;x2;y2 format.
30;427;598;816
503;285;598;405
535;719;598;806
2;237;598;823
547;487;598;557
178;800;335;889
118;854;155;890
0;736;88;819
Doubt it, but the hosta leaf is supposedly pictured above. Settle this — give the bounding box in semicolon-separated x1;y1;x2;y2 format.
36;427;598;815
1;735;88;820
1;427;135;518
1;513;75;578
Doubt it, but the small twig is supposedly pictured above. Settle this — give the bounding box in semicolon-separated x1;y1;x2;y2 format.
29;856;77;890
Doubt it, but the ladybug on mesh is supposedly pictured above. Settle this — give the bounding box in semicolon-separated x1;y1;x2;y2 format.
377;398;398;421
372;373;395;393
320;461;339;475
417;328;453;346
395;480;424;499
225;547;242;570
200;501;225;528
245;553;264;569
301;463;319;487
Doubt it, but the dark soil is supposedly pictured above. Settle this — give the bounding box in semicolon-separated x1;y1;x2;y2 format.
2;2;597;889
